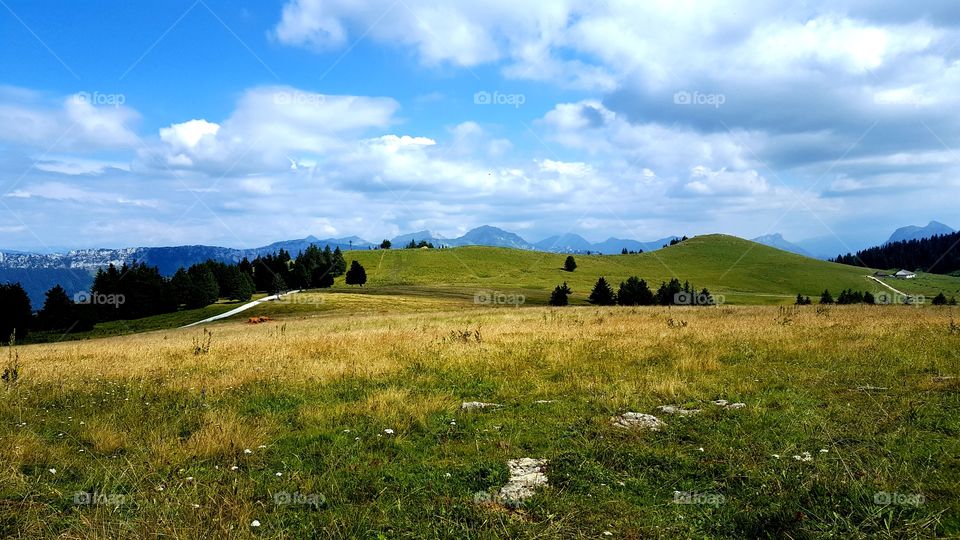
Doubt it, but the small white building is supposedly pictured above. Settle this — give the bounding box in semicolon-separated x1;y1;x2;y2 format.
894;269;917;279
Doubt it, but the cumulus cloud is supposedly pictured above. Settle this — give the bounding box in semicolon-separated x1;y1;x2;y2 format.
0;90;139;151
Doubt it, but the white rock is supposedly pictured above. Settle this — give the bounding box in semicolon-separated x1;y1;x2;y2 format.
461;401;501;410
611;412;665;431
657;405;701;416
497;458;549;506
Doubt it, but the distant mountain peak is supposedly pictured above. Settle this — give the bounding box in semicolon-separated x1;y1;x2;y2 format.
887;221;954;244
751;233;812;257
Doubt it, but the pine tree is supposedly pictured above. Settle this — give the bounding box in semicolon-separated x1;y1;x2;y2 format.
345;260;367;287
0;283;32;343
549;282;572;306
617;276;655;306
37;285;75;330
588;277;616;305
311;264;335;288
564;256;577;272
932;292;948;305
820;289;834;304
331;247;347;276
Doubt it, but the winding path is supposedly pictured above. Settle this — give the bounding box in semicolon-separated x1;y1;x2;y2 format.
866;275;907;297
180;290;301;328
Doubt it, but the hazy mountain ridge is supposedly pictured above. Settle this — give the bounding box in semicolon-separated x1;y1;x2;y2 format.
751;233;812;257
887;221;954;244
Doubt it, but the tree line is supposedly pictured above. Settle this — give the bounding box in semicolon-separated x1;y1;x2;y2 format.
832;232;960;275
548;276;716;307
0;244;370;344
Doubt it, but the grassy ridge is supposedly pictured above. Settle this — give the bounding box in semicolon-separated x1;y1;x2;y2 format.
336;235;960;304
3;304;959;537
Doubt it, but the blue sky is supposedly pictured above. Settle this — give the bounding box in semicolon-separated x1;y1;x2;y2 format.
1;0;958;254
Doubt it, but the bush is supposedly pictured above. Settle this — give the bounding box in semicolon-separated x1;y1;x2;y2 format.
564;256;577;272
345;261;367;287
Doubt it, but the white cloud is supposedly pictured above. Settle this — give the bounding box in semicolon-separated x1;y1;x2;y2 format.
0;90;139;152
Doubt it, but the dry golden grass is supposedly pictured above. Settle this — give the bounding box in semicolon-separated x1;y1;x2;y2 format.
2;302;958;538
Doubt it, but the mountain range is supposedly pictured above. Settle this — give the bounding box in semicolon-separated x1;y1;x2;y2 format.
886;221;955;244
0;222;951;306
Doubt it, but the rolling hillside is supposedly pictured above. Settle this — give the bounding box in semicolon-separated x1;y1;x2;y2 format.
334;234;960;304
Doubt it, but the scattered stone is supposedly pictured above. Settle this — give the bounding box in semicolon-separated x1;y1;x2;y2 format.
461;401;501;410
497;458;549;506
656;405;701;416
611;412;665;431
712;400;746;410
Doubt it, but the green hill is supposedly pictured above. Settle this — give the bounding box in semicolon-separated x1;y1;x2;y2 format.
333;234;960;305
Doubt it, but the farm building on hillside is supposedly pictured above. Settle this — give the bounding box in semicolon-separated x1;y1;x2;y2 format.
894;270;917;279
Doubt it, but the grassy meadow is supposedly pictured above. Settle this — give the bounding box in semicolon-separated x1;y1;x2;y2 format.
2;296;959;538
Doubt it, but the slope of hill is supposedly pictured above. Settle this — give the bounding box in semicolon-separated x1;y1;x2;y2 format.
339;235;960;304
888;220;954;244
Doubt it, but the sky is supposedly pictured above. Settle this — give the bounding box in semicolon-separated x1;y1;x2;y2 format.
0;0;958;253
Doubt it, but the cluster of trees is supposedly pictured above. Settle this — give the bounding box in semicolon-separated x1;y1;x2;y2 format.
933;293;958;305
832;232;960;275
620;248;644;255
405;239;435;249
664;236;690;248
809;289;876;305
549;277;716;307
247;245;347;293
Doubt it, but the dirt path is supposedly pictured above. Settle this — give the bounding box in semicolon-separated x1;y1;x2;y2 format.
867;275;907;296
180;290;301;328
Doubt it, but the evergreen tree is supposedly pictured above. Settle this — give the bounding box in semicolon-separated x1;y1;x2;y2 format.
864;291;876;305
819;289;835;304
564;255;577;272
37;285;74;331
588;277;616;305
617;276;655;306
932;292;948;305
655;278;685;305
0;283;32;343
795;294;812;305
221;266;255;301
269;274;288;295
380;239;392;249
345;260;367;286
331;247;347;276
311;264;335;288
549;282;572;306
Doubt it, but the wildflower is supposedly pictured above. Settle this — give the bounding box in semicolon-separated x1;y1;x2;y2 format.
251;520;261;527
243;448;253;454
384;429;395;435
275;472;282;477
230;466;239;471
48;468;56;474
